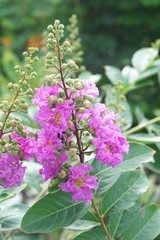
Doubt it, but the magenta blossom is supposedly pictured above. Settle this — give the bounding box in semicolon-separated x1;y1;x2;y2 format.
61;163;98;202
0;153;26;188
12;133;36;160
89;103;129;166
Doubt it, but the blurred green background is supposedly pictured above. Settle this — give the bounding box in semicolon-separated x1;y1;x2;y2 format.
1;0;160;73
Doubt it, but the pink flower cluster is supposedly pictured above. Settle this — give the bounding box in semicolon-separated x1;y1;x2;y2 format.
0;153;26;188
61;163;98;202
89;103;129;166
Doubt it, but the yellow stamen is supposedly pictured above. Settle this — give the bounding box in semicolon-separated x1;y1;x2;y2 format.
74;177;84;188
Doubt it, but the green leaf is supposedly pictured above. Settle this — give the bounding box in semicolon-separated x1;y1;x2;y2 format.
121;65;139;84
91;143;154;191
66;211;99;230
0;183;27;203
73;229;107;240
131;48;158;72
127;134;160;144
11;233;38;240
104;65;126;84
0;204;29;231
2;49;19;83
109;199;141;238
123;204;160;240
101;170;148;215
0;233;4;240
20;191;90;233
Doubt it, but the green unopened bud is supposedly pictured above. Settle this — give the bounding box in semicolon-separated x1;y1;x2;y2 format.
47;25;54;31
79;107;86;113
13;84;19;90
59;170;67;179
69;148;77;156
57;98;64;104
54;20;60;26
83;100;92;109
63;41;70;47
8;82;13;89
75;82;83;90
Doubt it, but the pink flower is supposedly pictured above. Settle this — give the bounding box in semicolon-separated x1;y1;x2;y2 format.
61;163;98;202
12;134;36;160
0;153;26;188
89;103;129;166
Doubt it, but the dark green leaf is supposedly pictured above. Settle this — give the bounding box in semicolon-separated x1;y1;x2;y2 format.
0;204;29;231
21;191;90;233
123;204;160;240
74;229;107;240
66;211;99;230
101;170;148;215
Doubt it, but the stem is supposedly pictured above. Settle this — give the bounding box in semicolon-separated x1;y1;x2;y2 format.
0;72;27;139
124;116;160;136
92;198;113;240
56;35;84;163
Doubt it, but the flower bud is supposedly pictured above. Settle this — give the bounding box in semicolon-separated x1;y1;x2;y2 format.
47;25;54;31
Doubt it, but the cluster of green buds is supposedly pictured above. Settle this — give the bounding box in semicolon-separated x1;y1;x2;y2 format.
108;80;127;126
66;14;85;72
0;47;38;154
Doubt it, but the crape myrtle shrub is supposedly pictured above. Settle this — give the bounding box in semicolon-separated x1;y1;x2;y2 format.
0;17;160;240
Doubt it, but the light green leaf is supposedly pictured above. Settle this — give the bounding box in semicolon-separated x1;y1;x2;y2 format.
0;233;4;240
127;133;160;144
121;65;139;84
79;71;101;83
20;191;90;233
0;183;27;203
74;229;107;240
101;170;148;216
92;143;154;187
66;211;99;230
2;49;19;83
0;204;29;231
131;48;158;72
104;65;126;84
123;204;160;240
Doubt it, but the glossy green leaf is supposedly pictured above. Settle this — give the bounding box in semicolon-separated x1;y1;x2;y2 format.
104;65;126;84
21;191;90;233
109;199;141;238
66;211;99;230
123;204;160;240
0;204;29;231
92;143;154;191
127;134;160;144
101;170;148;215
131;48;158;72
74;229;107;240
0;183;27;203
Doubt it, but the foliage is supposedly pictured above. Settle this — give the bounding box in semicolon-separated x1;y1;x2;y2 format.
0;16;160;240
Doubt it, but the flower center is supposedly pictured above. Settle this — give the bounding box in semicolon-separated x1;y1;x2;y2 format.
74;177;84;188
48;140;53;146
54;113;62;124
106;145;111;152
